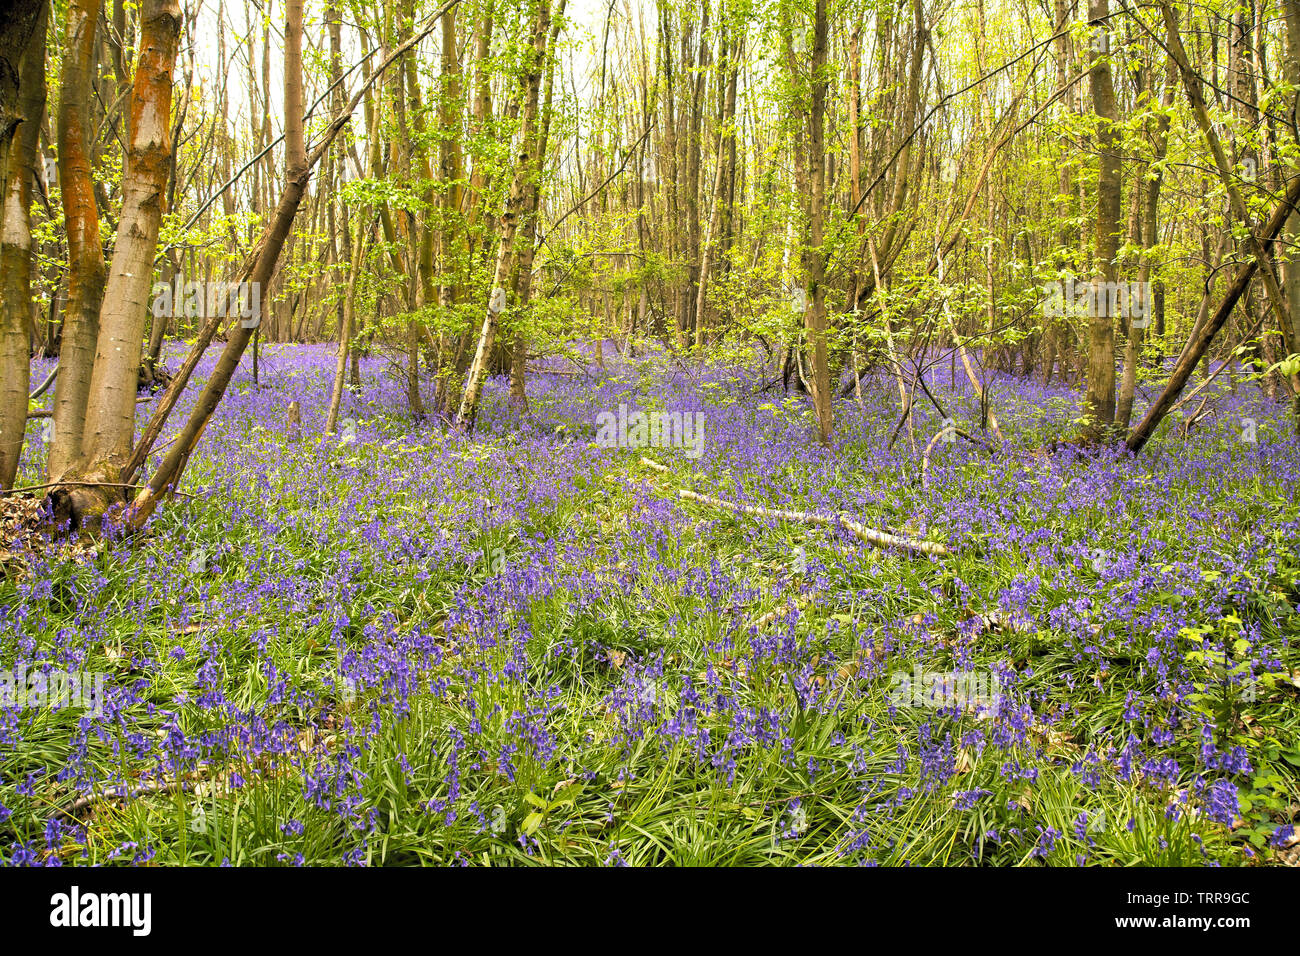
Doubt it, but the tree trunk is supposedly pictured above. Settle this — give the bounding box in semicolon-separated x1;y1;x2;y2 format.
0;0;45;206
808;0;832;444
47;0;107;481
508;0;566;412
456;0;552;431
788;0;832;444
1116;55;1173;430
1082;0;1120;441
0;1;45;489
1279;0;1300;427
694;14;739;350
1127;164;1300;452
74;0;183;483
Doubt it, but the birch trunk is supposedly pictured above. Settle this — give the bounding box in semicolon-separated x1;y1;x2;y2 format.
456;0;551;431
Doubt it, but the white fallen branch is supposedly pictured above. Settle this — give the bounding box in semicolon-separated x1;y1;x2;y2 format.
921;424;993;490
676;488;950;557
639;456;950;556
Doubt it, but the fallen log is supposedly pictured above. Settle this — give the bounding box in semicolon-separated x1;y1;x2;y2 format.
637;455;951;555
677;487;950;557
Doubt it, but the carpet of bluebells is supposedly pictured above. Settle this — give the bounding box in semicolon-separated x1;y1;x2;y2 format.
3;341;1299;866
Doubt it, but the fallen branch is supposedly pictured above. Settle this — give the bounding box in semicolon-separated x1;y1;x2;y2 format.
28;364;58;400
921;424;991;490
0;480;194;499
635;456;950;555
61;779;195;819
1181;394;1214;437
677;488;950;557
29;394;151;419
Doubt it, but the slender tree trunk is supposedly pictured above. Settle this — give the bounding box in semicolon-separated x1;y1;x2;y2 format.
694;15;738;349
323;0;353;435
456;0;552;431
73;0;183;486
47;0;107;481
1279;0;1300;426
1116;55;1173;429
508;0;567;411
1043;0;1078;384
0;2;45;489
1082;0;1120;441
786;0;832;444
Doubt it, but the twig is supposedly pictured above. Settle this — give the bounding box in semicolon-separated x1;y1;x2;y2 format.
0;480;195;499
28;394;152;419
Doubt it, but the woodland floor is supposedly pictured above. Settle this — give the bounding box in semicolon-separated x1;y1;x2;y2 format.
3;343;1299;865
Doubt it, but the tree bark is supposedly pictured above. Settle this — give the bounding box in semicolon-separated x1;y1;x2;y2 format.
0;0;45;206
508;0;567;411
804;0;831;444
0;1;45;489
75;0;183;479
1116;55;1173;430
47;0;107;481
1082;0;1120;441
693;12;739;350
